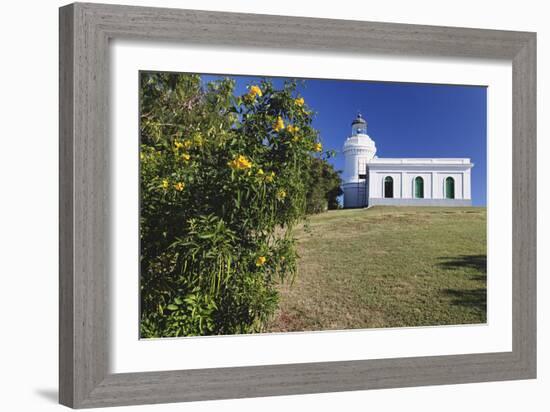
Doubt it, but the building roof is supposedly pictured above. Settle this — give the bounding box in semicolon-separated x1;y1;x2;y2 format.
367;157;474;169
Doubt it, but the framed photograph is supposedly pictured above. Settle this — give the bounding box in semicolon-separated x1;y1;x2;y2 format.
59;2;536;408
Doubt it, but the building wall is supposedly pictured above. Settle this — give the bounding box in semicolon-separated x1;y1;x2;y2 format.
344;165;472;208
342;152;370;185
368;166;472;203
342;133;376;184
343;182;367;208
369;172;403;198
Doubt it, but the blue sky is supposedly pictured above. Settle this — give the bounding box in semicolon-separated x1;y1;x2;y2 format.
202;74;487;206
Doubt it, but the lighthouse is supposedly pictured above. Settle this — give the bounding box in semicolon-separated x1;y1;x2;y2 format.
341;113;474;208
342;114;377;208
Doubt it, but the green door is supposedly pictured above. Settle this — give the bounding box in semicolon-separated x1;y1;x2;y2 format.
445;177;455;199
414;177;424;198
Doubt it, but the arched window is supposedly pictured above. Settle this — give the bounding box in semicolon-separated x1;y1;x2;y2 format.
445;177;455;199
384;176;394;198
414;176;424;199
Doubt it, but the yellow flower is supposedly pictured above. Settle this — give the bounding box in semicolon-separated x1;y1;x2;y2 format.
181;153;191;161
295;97;305;107
265;171;275;183
174;140;184;150
161;179;169;190
183;140;192;149
174;182;185;191
286;124;299;134
273;116;285;132
314;142;323;152
256;256;266;267
276;189;287;200
248;85;262;98
228;154;253;170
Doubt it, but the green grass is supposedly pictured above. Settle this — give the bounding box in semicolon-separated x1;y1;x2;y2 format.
267;206;487;332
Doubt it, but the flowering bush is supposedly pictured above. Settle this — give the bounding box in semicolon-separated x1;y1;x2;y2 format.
139;73;324;337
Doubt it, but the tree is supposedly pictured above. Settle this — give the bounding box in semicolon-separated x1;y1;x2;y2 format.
139;73;324;337
305;158;343;214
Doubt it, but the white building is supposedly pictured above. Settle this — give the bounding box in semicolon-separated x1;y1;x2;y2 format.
342;114;473;208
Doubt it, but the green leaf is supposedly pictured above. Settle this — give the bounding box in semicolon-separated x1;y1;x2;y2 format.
166;304;179;311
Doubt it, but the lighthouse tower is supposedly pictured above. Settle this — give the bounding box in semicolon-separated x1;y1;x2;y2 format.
342;113;377;208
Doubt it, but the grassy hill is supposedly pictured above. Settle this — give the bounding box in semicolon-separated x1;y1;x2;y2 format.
267;206;487;332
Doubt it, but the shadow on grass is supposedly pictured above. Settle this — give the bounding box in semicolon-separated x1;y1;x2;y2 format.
437;254;487;275
442;288;487;313
438;254;487;314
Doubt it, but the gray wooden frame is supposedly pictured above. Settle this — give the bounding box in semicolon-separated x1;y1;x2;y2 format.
59;2;536;408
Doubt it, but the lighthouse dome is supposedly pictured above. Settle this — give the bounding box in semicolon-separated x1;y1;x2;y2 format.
350;113;367;136
351;113;367;126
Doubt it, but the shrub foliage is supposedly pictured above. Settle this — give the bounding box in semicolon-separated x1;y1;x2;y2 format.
305;158;343;213
139;73;328;337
